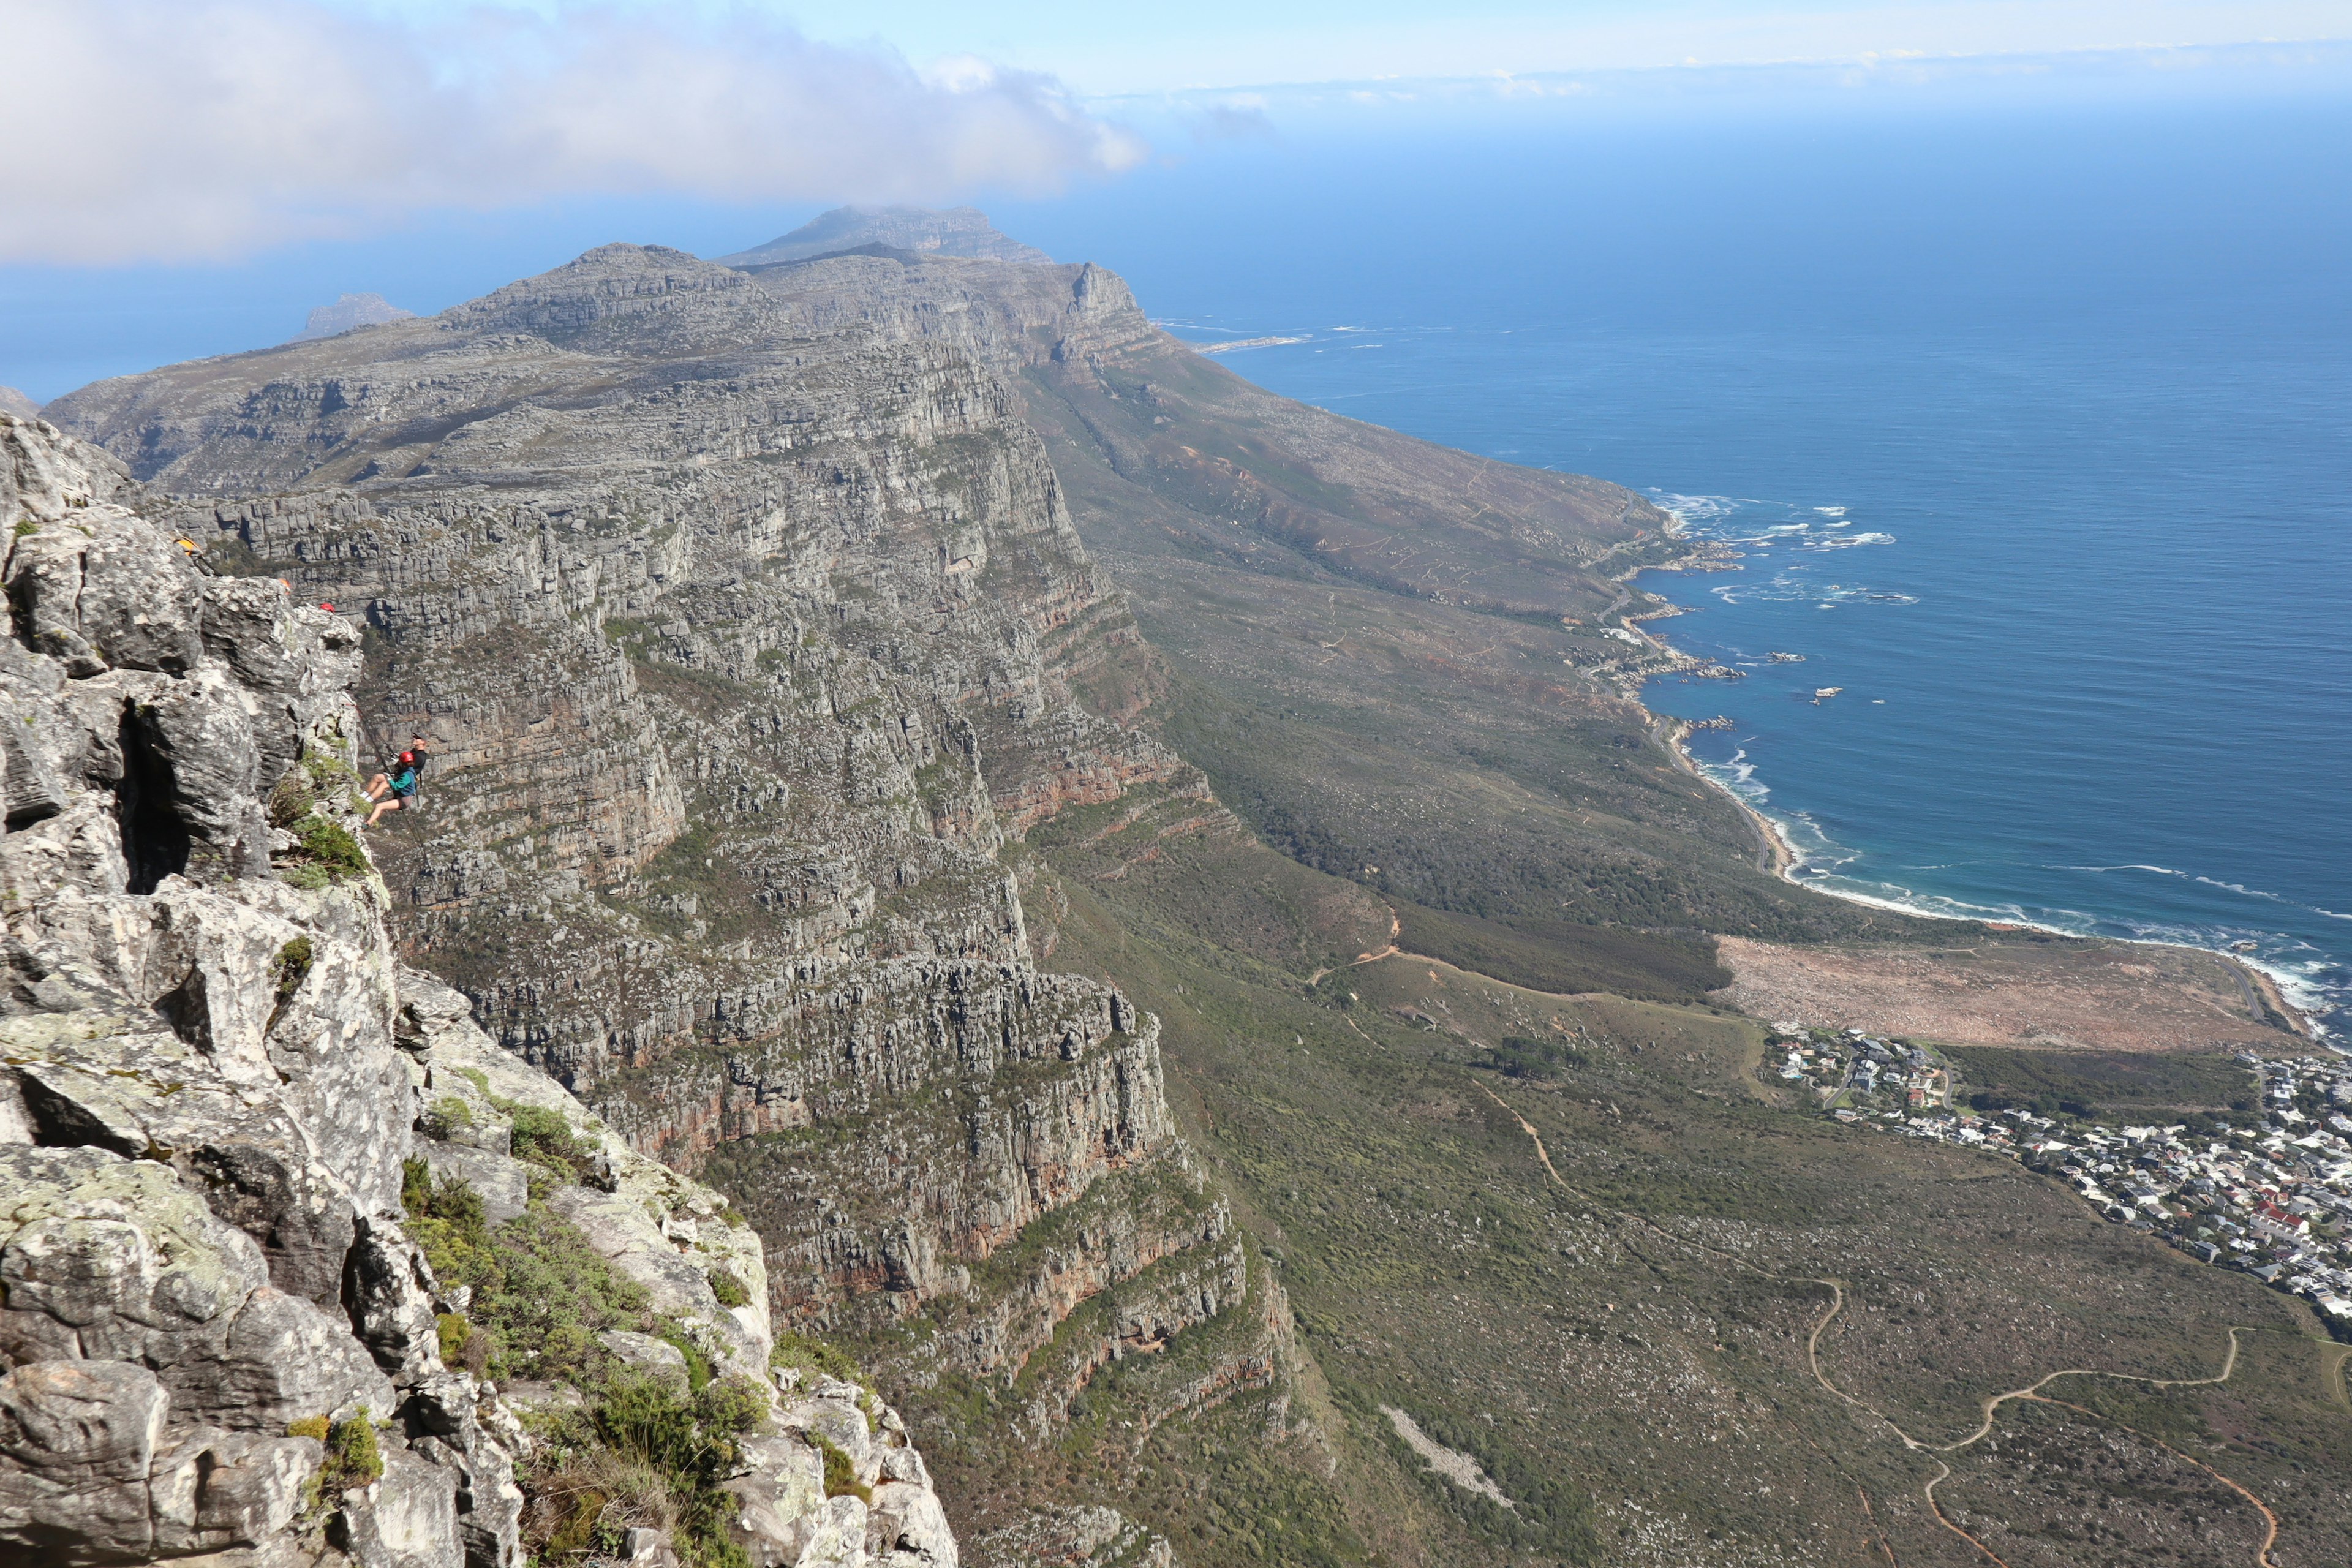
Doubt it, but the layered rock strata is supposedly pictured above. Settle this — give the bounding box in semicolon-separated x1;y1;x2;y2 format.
0;413;961;1568
50;247;1263;1423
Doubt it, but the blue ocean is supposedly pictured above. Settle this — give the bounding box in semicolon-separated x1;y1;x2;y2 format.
994;91;2352;1034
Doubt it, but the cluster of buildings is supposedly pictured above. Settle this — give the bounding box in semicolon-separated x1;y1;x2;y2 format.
1771;1033;2352;1329
1773;1027;1950;1110
2022;1055;2352;1323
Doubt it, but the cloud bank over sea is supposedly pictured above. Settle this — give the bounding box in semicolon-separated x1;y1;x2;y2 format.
0;0;1142;265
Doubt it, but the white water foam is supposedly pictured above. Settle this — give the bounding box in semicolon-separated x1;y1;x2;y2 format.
1643;484;2349;1037
2054;864;2187;876
1746;780;2348;1038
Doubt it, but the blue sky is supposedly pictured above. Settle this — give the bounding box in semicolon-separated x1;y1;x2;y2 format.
339;1;2352;94
3;0;2350;399
4;0;2346;268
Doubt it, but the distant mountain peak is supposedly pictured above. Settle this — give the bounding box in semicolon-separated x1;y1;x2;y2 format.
717;205;1052;268
291;291;417;342
0;385;37;419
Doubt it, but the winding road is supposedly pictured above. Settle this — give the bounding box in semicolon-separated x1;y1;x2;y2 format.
1474;1077;2313;1567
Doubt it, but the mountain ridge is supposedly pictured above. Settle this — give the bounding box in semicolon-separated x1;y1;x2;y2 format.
719;206;1054;269
32;215;2340;1568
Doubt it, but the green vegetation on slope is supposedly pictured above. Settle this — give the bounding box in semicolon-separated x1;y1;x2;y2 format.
399;1161;768;1568
1945;1046;2259;1121
1390;899;1729;1003
1008;806;2350;1566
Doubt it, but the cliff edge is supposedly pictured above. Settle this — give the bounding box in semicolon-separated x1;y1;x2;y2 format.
0;412;959;1568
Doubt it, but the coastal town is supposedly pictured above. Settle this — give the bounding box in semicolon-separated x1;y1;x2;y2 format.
1766;1027;2352;1331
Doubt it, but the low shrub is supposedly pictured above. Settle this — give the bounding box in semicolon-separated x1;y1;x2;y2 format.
528;1444;676;1563
587;1373;765;1566
705;1267;750;1308
401;1160;649;1386
500;1101;598;1182
320;1409;383;1494
813;1434;870;1504
272;937;314;1006
266;771;314;827
280;812;370;889
657;1325;715;1394
1480;1035;1588;1081
769;1332;862;1386
421;1095;475;1140
303;748;360;791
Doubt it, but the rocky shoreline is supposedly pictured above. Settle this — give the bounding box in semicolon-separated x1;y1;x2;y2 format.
1624;539;2318;1044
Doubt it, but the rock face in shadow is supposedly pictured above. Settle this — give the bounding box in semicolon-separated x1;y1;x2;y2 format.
0;412;963;1568
50;245;1277;1432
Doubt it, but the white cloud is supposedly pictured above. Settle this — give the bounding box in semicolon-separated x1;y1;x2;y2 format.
0;1;1146;264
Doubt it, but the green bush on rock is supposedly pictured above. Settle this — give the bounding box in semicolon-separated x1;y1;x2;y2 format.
400;1159;771;1567
813;1434;870;1504
278;812;370;889
497;1099;600;1182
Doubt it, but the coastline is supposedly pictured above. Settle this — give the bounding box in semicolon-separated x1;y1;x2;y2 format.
1615;549;2322;1044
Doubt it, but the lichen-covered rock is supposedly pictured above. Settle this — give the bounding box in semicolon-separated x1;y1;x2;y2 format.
717;1373;959;1568
0;413;516;1568
331;1449;461;1568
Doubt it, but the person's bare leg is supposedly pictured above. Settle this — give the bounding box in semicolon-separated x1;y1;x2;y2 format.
367;798;401;827
365;773;391;801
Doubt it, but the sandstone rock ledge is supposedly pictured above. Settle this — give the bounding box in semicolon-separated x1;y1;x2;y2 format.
0;414;959;1568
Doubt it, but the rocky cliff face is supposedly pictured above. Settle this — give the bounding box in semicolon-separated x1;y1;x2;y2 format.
49;245;1278;1458
0;412;963;1568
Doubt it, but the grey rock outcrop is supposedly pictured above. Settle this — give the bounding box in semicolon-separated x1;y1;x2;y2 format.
972;1506;1173;1568
719;207;1052;268
734;1373;957;1568
0;413;968;1567
0;412;448;1565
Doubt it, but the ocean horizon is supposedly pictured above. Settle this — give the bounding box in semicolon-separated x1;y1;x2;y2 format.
992;98;2352;1038
1186;317;2350;1039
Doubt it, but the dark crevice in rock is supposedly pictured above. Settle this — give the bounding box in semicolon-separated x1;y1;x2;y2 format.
189;1141;350;1307
12;1069;146;1157
153;962;213;1050
116;706;189;894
